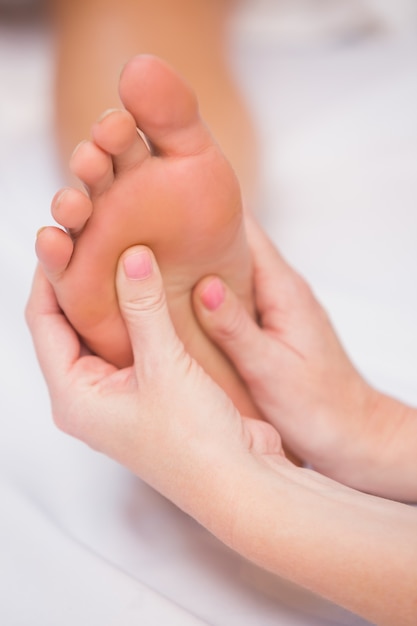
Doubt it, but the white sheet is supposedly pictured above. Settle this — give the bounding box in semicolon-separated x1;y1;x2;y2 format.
1;11;416;626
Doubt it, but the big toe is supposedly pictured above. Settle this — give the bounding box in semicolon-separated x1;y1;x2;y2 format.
119;55;212;157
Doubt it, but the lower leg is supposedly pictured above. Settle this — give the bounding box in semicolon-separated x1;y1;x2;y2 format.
48;0;259;204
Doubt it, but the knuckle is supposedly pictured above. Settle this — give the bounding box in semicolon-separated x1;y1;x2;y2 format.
282;270;316;309
124;287;167;319
50;388;86;438
296;275;316;305
288;270;310;297
51;403;73;436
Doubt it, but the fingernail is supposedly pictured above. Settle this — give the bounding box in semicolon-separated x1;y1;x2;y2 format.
36;226;46;238
201;278;225;311
123;251;152;280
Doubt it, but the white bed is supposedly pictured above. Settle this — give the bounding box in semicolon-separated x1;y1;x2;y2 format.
1;5;416;624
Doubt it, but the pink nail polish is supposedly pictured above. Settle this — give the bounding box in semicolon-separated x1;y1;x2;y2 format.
201;278;225;311
123;251;152;280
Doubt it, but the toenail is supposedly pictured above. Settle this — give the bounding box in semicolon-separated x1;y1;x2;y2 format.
97;108;120;123
123;251;153;280
201;278;225;311
71;140;88;159
36;226;47;238
52;189;68;209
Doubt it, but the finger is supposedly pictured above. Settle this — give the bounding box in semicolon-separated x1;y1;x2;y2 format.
116;246;182;375
25;265;82;391
193;275;272;385
245;211;292;276
244;212;304;313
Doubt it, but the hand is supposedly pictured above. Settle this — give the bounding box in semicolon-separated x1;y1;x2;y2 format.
26;244;417;626
193;215;416;498
25;246;286;539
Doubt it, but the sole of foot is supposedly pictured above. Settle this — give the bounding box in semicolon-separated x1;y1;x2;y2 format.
36;55;259;417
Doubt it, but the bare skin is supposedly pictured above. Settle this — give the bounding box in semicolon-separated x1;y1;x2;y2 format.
48;0;259;205
36;54;261;419
194;215;417;501
26;247;417;626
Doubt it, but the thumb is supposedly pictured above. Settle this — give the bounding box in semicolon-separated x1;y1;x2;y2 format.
193;276;270;386
116;246;180;368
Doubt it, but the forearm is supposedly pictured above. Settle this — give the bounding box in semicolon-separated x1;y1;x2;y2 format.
225;460;417;626
28;247;416;626
167;439;417;626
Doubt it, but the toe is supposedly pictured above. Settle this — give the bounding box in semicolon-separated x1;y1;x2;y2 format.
35;226;74;282
70;140;114;197
119;55;212;158
92;108;150;173
51;188;93;237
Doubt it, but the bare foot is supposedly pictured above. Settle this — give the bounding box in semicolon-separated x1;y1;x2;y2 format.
36;55;260;418
51;0;259;204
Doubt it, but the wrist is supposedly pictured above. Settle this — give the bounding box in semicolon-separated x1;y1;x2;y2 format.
297;376;376;480
229;460;417;626
314;388;417;501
